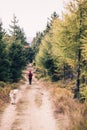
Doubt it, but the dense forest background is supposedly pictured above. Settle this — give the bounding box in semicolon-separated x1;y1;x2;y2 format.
0;15;34;82
31;0;87;101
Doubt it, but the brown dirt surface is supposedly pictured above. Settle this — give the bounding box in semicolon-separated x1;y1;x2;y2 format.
0;65;58;130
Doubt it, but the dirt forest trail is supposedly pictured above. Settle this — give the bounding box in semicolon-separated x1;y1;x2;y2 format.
0;65;59;130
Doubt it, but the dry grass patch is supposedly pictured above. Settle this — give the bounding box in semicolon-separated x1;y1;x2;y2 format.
51;86;87;130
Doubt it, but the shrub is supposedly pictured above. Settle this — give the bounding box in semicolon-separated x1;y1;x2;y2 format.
0;81;6;88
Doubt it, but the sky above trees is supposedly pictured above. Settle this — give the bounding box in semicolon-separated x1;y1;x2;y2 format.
0;0;70;40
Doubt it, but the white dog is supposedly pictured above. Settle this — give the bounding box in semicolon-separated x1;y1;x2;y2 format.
9;89;19;105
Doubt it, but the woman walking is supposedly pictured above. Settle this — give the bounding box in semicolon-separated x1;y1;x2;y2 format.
28;70;33;85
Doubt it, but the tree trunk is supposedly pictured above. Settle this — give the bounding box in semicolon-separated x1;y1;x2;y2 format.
74;1;83;98
74;49;81;98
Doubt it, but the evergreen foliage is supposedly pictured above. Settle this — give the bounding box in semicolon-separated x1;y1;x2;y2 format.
31;32;44;60
0;15;32;83
0;21;11;82
32;0;87;100
9;14;26;45
24;47;34;63
8;42;26;82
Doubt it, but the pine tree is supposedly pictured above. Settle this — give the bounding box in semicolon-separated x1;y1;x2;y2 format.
31;32;43;60
0;20;10;82
8;42;26;82
9;14;19;40
9;14;26;45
